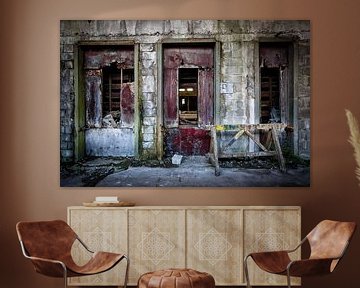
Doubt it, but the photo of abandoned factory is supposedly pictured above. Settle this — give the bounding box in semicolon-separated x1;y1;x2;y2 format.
60;20;310;187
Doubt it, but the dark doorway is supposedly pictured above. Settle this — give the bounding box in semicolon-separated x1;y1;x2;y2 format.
259;42;293;149
260;67;280;124
178;68;198;125
259;42;292;125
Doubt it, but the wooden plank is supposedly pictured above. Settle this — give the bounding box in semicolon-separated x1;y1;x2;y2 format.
163;68;178;128
222;129;245;151
198;68;214;126
271;127;286;172
280;67;289;123
211;123;287;173
259;44;288;68
120;83;135;128
216;123;287;132
85;70;102;128
163;47;214;69
265;130;273;150
219;151;277;158
74;47;86;161
244;129;268;152
210;126;220;176
84;47;134;69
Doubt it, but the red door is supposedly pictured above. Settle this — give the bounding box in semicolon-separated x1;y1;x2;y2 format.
163;45;214;156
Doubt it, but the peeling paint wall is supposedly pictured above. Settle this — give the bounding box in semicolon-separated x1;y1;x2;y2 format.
81;46;135;157
60;20;310;163
85;129;134;156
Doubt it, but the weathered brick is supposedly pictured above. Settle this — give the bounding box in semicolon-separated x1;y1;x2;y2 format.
60;142;68;149
142;76;156;93
143;141;155;149
140;43;155;52
169;20;191;34
143;133;154;142
141;68;154;76
142;93;155;102
64;126;72;134
220;82;234;94
61;52;74;61
141;52;156;70
64;61;73;69
61;149;74;158
63;44;74;53
142;125;155;134
143;117;156;126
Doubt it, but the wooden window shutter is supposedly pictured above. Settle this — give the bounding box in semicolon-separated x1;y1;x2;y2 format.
163;68;179;128
198;68;214;127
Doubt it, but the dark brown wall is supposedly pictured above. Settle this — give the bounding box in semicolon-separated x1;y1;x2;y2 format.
1;0;360;287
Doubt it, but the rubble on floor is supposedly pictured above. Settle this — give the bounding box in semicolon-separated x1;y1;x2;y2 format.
60;155;310;187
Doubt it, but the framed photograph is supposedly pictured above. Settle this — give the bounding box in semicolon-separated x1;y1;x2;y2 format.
60;20;310;187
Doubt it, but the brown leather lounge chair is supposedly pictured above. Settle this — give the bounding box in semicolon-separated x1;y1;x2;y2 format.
244;219;356;288
16;220;129;288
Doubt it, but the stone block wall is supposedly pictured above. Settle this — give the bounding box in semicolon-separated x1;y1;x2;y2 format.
297;41;311;158
140;43;157;157
60;38;75;162
60;20;310;163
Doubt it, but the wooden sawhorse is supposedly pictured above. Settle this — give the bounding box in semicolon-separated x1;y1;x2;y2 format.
209;123;287;176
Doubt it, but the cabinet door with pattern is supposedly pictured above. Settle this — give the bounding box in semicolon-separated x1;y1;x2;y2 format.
186;209;243;285
128;209;186;284
68;208;128;286
243;208;301;286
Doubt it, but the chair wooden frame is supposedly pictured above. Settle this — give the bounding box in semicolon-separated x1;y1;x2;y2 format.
244;220;356;288
16;220;129;288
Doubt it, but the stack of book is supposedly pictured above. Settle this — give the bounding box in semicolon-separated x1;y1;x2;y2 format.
93;196;119;204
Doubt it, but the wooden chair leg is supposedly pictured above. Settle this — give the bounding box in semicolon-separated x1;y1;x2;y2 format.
271;127;286;172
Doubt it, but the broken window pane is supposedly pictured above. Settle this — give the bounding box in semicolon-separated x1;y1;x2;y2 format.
102;63;134;128
83;46;135;129
178;68;198;125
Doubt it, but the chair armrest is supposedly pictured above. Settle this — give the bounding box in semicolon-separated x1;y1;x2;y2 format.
25;255;64;265
25;255;67;277
246;236;306;258
247;250;290;258
287;258;336;277
19;240;67;277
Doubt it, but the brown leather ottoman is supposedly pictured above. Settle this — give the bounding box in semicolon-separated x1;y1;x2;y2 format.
138;268;215;288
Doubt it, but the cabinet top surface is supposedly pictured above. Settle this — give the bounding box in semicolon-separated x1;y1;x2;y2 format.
68;205;301;210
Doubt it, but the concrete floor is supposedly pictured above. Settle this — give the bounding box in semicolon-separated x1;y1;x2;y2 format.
94;156;310;187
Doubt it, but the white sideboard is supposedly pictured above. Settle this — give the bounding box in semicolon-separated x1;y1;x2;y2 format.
67;206;301;286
